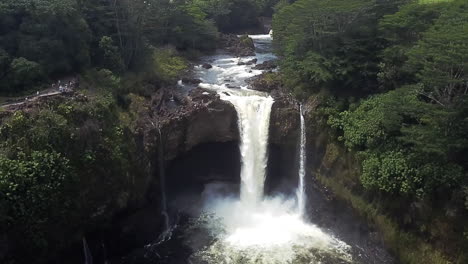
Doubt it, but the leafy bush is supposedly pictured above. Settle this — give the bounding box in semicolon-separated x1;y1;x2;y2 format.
330;86;465;197
0;151;76;250
0;92;143;262
273;0;381;94
153;48;188;84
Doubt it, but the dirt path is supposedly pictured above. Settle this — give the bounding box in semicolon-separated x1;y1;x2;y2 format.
0;76;78;108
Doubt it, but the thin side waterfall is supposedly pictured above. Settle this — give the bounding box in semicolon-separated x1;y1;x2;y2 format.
82;237;93;264
297;104;307;217
219;92;274;207
157;126;169;231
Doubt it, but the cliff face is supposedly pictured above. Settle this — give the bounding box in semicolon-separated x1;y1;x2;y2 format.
143;87;300;163
135;85;301;200
152;89;239;161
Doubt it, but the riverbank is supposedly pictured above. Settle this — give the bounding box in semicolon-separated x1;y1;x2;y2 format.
301;94;468;264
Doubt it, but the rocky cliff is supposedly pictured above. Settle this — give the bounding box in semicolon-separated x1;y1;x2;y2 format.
143;86;299;164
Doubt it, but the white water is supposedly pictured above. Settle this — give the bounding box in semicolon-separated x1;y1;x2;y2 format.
220;92;274;207
193;34;352;264
297;104;307;217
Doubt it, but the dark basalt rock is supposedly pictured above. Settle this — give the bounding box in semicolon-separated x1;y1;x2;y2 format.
270;93;300;148
246;72;282;93
145;86;299;162
219;34;256;57
147;88;240;161
238;58;257;66
253;60;278;70
226;84;241;89
202;63;212;69
181;78;202;85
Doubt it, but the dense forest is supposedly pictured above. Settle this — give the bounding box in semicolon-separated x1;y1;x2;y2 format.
274;0;467;262
0;0;467;263
0;0;275;95
275;0;468;198
0;0;277;262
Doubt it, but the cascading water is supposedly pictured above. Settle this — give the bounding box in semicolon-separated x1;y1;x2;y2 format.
157;126;169;232
220;92;274;207
297;104;307;217
190;34;353;263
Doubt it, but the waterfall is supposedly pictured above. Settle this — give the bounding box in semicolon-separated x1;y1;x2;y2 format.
82;237;93;264
192;34;353;263
157;126;169;231
219;92;274;207
296;104;307;217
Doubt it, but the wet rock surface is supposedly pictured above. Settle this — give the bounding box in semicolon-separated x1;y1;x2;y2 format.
144;87;299;161
246;72;281;93
238;58;257;66
219;34;256;57
253;60;278;70
201;63;213;69
145;88;239;161
181;78;202;85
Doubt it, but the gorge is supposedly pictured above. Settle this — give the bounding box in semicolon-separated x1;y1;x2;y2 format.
114;33;394;264
1;1;466;263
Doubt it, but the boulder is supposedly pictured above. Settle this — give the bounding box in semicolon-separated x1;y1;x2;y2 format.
202;63;213;69
182;78;202;85
238;58;258;66
253;60;278;70
246;72;282;93
219;34;256;57
226;84;241;89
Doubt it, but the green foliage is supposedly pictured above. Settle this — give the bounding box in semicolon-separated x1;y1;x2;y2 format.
0;151;75;250
378;1;451;90
0;92;145;261
419;0;453;3
195;0;278;32
361;150;461;196
331;87;420;150
275;0;468;260
153;48;188;84
278;0;468;200
9;58;45;89
273;0;384;94
406;2;468;106
0;0;279;95
0;0;228;95
99;36;124;73
330;86;466;197
464;187;468;211
239;34;255;47
0;0;90;93
0;48;10;74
